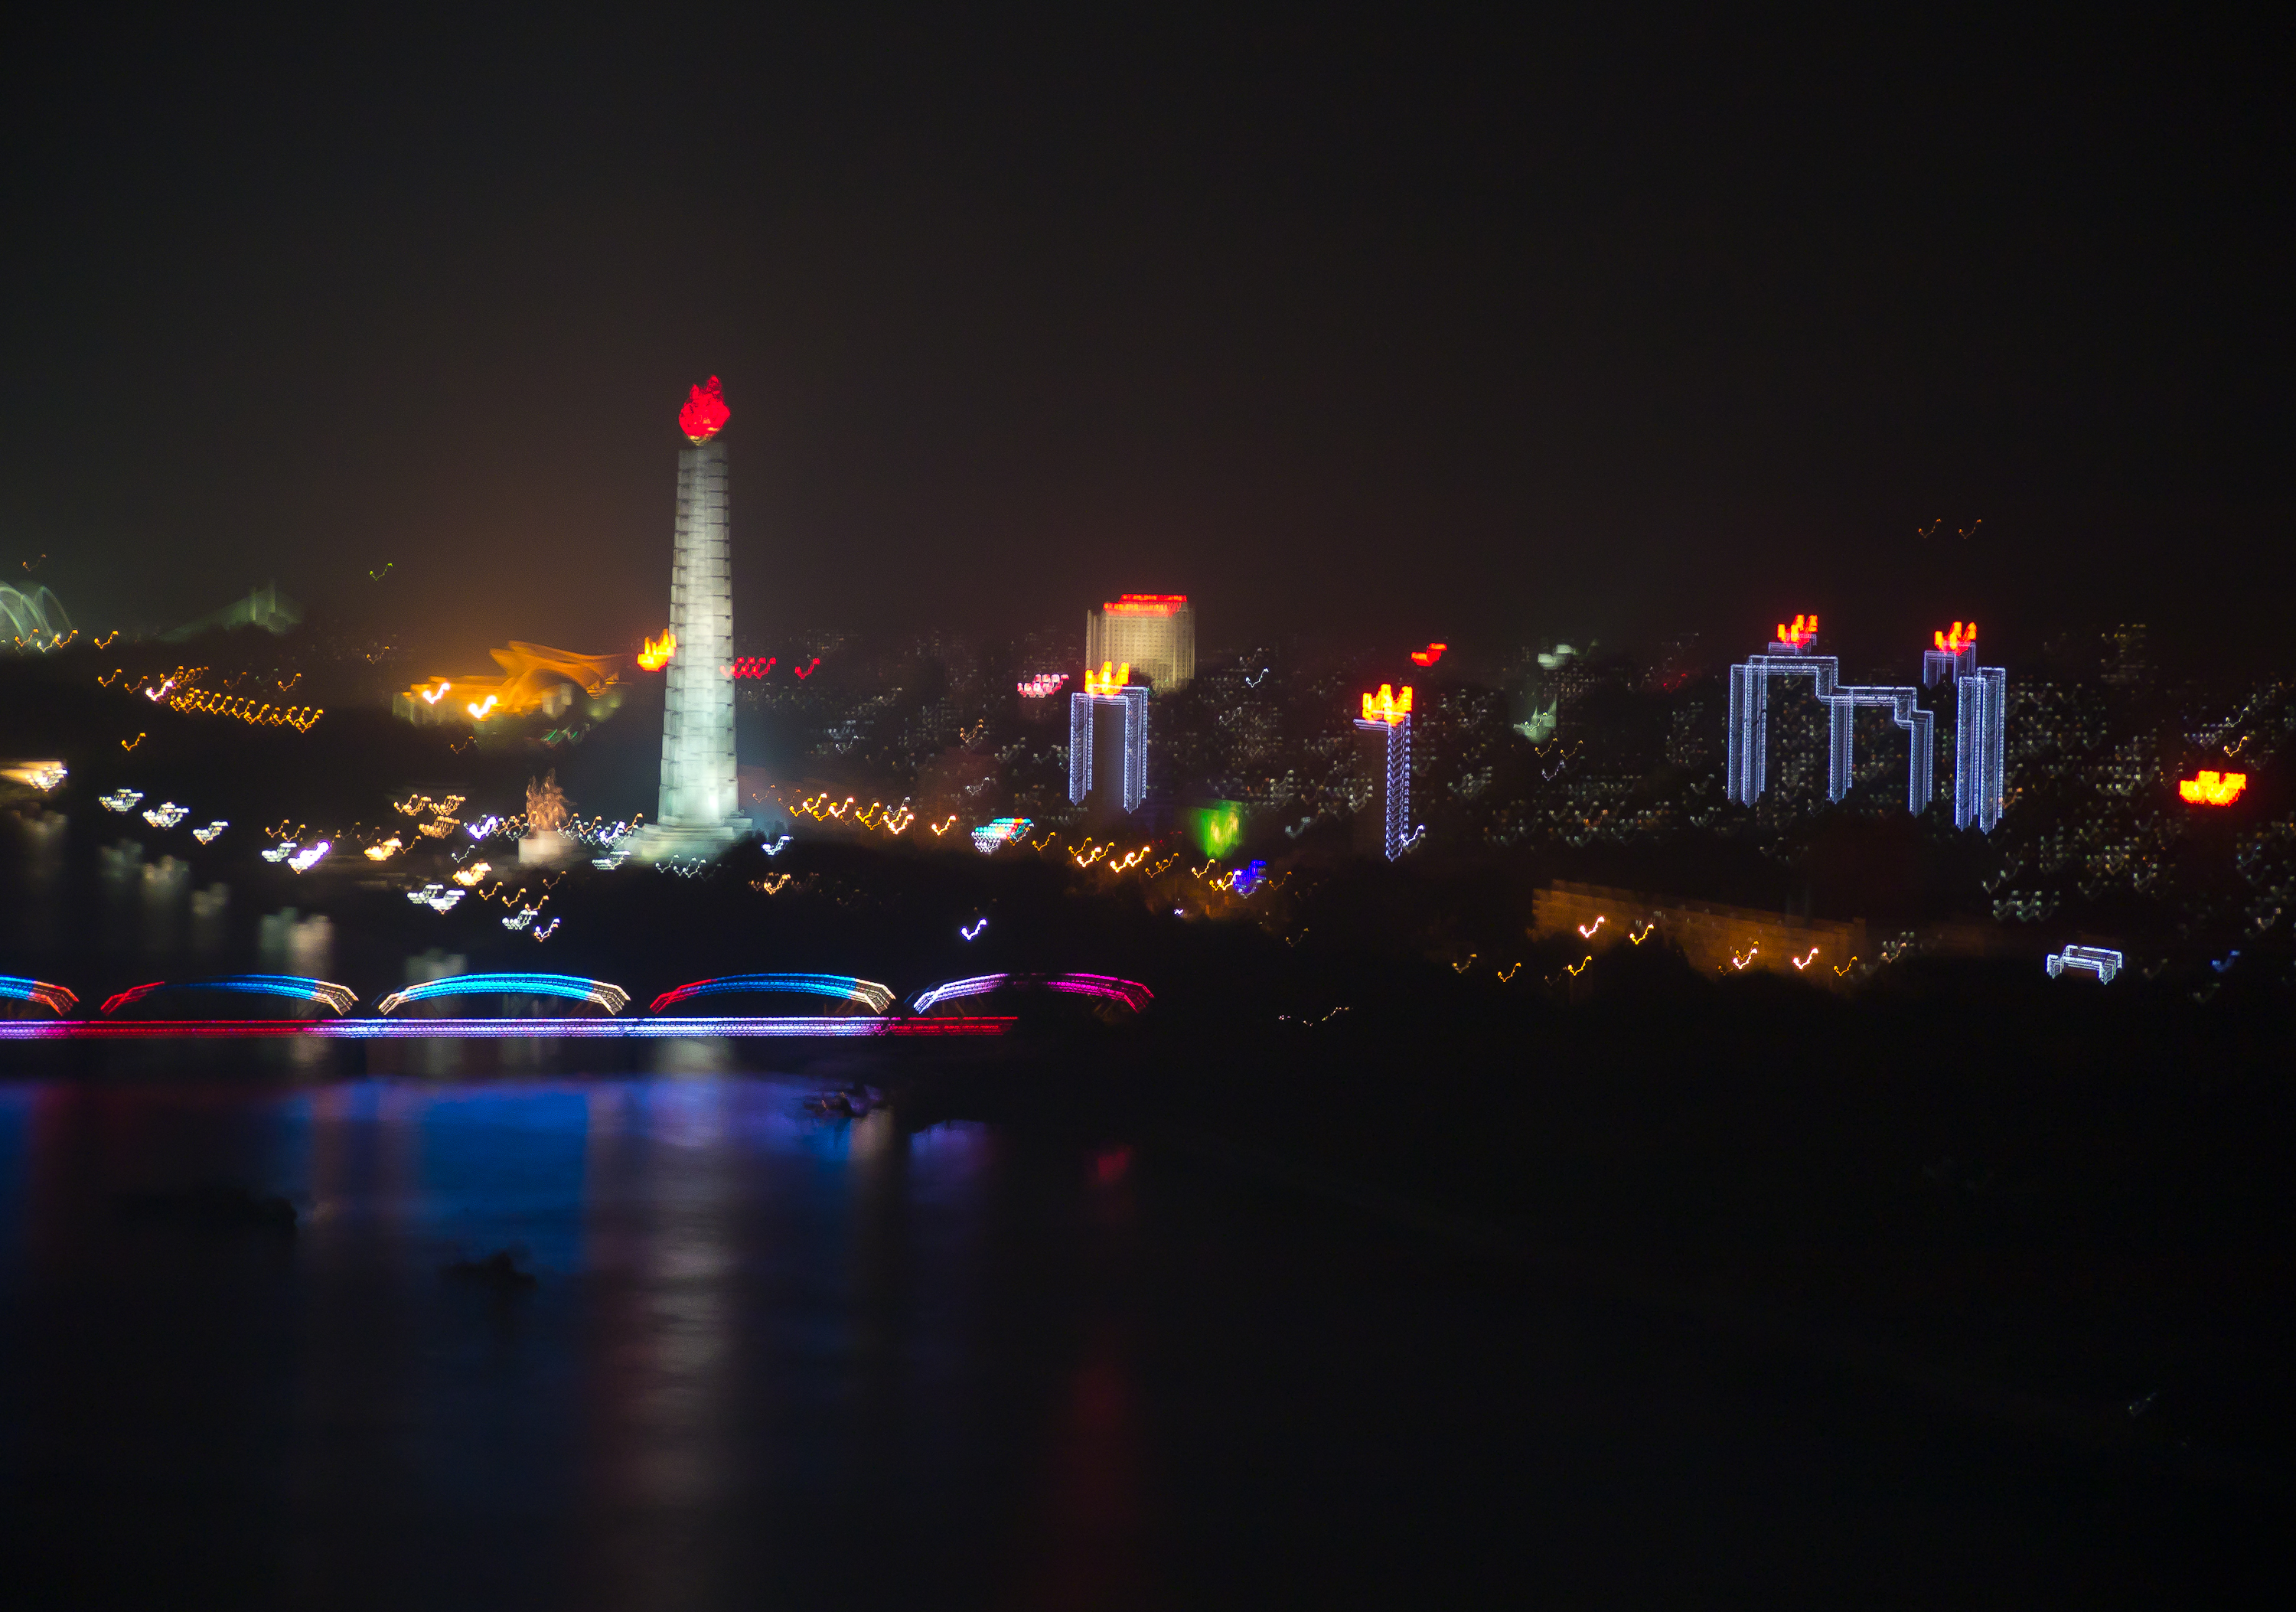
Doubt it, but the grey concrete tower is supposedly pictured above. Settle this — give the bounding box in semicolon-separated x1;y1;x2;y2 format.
634;379;745;861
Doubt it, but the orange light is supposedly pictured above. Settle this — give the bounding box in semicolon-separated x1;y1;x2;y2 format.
2179;770;2249;806
1083;661;1131;695
1932;620;1978;653
1410;642;1448;667
638;629;676;671
1360;684;1413;724
1774;613;1818;648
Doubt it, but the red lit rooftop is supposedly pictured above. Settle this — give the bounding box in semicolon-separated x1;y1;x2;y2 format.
1101;594;1189;615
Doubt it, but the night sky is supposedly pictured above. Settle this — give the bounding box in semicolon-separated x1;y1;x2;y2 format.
2;12;2285;669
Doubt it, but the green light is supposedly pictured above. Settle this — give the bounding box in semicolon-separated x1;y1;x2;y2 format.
1188;800;1244;859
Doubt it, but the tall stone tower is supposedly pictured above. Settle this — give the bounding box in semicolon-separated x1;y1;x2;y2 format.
634;377;747;862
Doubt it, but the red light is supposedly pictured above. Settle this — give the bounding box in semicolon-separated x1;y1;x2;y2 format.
1775;613;1818;648
2179;770;2248;806
1102;595;1187;616
791;658;820;680
1410;642;1448;667
1933;621;1978;652
678;377;730;443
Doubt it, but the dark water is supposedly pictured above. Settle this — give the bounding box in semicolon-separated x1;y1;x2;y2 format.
0;1071;2241;1607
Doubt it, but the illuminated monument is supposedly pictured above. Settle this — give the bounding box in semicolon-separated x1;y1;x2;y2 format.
633;378;745;862
1353;684;1416;859
1726;615;1935;814
1086;595;1194;691
1922;622;2007;832
1069;661;1149;818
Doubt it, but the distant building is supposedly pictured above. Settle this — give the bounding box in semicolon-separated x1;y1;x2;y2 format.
1352;684;1415;860
1086;596;1194;692
1069;664;1150;820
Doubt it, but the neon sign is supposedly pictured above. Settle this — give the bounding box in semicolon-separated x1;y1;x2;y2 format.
638;629;675;671
2179;770;2248;805
678;376;730;444
1101;595;1186;615
1410;643;1447;667
1018;673;1068;698
731;657;776;677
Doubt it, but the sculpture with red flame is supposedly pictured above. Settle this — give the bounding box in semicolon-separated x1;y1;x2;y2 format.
678;377;730;443
1361;684;1413;724
1774;613;1818;650
2179;770;2248;806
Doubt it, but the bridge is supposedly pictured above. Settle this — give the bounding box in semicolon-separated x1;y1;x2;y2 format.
0;971;1150;1040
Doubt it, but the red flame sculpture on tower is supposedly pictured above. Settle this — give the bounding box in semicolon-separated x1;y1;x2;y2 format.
679;377;731;443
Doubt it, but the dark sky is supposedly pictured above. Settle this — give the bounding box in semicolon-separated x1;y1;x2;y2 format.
2;11;2285;671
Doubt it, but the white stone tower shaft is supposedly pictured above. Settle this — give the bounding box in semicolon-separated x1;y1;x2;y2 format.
635;433;744;860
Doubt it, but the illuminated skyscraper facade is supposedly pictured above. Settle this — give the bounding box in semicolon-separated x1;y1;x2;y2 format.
1726;617;1935;814
1353;684;1414;860
635;379;747;862
1921;625;2007;832
1086;596;1194;692
1068;664;1149;816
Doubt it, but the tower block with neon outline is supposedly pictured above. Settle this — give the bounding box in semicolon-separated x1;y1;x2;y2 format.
1069;661;1150;824
633;378;746;863
1353;684;1415;860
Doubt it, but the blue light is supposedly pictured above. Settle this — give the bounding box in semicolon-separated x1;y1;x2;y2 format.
2046;945;2122;984
1068;687;1150;812
1726;651;1935;814
375;973;631;1016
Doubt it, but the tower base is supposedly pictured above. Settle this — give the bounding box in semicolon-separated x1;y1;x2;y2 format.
629;821;746;864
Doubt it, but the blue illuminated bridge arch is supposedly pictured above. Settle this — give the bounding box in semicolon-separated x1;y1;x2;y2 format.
650;974;896;1015
376;974;631;1016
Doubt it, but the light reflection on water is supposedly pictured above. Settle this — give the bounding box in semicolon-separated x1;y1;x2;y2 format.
0;1073;1104;1609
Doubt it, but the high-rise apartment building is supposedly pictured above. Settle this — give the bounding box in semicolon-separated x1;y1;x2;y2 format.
1353;684;1415;860
1069;663;1150;819
1085;595;1194;692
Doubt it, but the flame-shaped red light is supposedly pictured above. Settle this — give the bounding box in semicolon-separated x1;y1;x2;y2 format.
1410;642;1448;667
679;377;730;443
